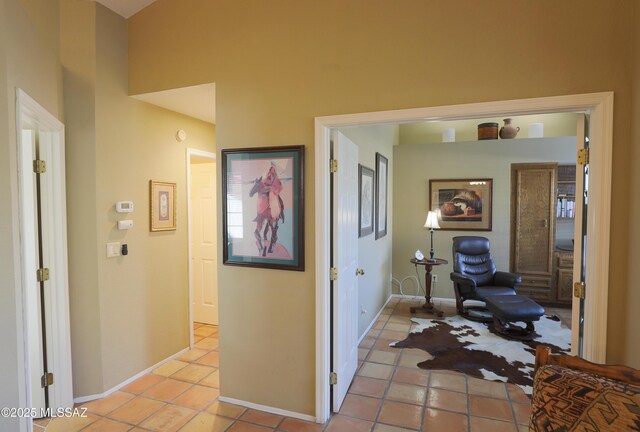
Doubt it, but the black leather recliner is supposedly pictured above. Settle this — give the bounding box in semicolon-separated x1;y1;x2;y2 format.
450;236;521;321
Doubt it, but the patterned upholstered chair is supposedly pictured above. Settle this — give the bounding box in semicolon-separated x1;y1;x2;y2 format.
531;346;640;431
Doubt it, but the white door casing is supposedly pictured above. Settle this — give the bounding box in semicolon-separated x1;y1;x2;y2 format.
315;92;613;423
572;115;587;353
191;162;218;325
21;129;46;413
16;89;74;429
332;132;359;412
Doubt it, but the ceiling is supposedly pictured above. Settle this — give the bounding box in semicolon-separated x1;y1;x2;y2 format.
131;83;216;124
95;0;156;18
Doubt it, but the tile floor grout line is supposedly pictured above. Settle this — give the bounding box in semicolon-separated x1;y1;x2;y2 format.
383;298;423;431
464;369;471;432
367;298;400;431
355;298;399;431
505;379;522;428
45;305;534;432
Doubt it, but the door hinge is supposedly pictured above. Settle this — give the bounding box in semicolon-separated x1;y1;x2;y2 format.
330;159;338;173
33;159;46;174
330;267;338;281
330;372;337;385
573;281;585;299
577;148;589;165
36;268;50;282
41;372;54;388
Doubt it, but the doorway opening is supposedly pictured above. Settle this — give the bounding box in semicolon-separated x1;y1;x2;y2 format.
187;149;218;348
15;89;74;429
315;93;613;422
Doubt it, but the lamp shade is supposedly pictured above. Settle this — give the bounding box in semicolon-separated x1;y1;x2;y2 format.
424;210;440;229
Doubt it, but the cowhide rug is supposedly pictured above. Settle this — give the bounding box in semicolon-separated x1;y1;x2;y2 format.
391;315;571;394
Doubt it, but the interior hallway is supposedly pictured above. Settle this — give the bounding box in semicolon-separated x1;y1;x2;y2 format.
37;296;542;431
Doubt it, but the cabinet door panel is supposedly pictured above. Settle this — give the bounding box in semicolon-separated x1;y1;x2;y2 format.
512;166;556;276
557;268;574;303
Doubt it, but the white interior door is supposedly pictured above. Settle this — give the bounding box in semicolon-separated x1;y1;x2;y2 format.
572;115;588;355
191;162;218;325
21;129;46;412
332;131;359;412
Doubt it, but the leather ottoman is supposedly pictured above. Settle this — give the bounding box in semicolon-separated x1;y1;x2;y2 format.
484;294;545;340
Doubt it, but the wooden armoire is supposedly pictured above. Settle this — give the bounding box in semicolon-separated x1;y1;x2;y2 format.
510;163;557;303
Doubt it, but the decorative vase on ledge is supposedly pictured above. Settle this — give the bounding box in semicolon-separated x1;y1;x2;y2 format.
499;118;520;139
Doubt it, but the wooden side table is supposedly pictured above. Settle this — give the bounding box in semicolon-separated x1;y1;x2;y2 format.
409;258;448;317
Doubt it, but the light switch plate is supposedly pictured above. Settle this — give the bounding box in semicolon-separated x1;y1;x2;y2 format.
107;242;121;258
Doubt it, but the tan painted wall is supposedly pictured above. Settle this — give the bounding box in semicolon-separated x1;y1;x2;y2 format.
61;2;216;396
95;4;217;390
0;3;18;430
128;0;638;415
60;0;104;397
392;138;576;297
0;0;62;429
627;1;640;368
339;125;395;337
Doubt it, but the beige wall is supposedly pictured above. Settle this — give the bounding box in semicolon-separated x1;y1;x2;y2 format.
0;0;63;430
339;125;395;337
61;2;216;396
0;3;18;430
392;138;576;298
125;0;638;416
628;1;640;368
60;0;103;396
129;0;640;414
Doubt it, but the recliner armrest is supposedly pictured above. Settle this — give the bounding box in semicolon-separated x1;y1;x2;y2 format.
450;272;477;289
494;271;522;288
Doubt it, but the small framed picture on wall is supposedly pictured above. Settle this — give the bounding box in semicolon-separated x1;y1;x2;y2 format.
359;164;375;238
375;152;388;239
150;180;177;231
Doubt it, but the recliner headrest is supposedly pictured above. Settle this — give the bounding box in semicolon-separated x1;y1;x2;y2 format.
452;236;490;255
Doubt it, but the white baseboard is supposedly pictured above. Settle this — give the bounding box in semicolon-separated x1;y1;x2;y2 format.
391;294;484;308
73;347;190;404
357;294;394;345
219;396;316;423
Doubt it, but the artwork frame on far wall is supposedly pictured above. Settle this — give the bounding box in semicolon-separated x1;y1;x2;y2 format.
429;178;493;231
150;180;177;232
222;145;305;271
359;164;375;238
375;152;388;239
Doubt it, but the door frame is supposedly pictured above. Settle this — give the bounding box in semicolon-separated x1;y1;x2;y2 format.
314;92;614;422
186;148;217;348
15;89;73;429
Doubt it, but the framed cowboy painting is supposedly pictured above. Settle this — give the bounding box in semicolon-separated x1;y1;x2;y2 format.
222;146;305;271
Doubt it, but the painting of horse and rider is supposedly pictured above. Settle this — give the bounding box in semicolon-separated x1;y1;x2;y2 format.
222;146;305;271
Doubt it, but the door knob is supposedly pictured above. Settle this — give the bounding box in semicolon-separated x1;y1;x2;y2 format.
356;268;365;276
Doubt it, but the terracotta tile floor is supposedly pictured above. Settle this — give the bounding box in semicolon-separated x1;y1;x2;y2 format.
40;298;534;431
545;306;572;329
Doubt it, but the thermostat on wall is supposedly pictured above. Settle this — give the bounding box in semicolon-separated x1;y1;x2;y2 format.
116;201;134;213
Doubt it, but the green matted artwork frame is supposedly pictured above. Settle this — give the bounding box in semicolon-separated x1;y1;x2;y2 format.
222;145;305;271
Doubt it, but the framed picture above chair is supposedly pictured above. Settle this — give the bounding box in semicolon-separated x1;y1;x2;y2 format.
429;178;493;231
